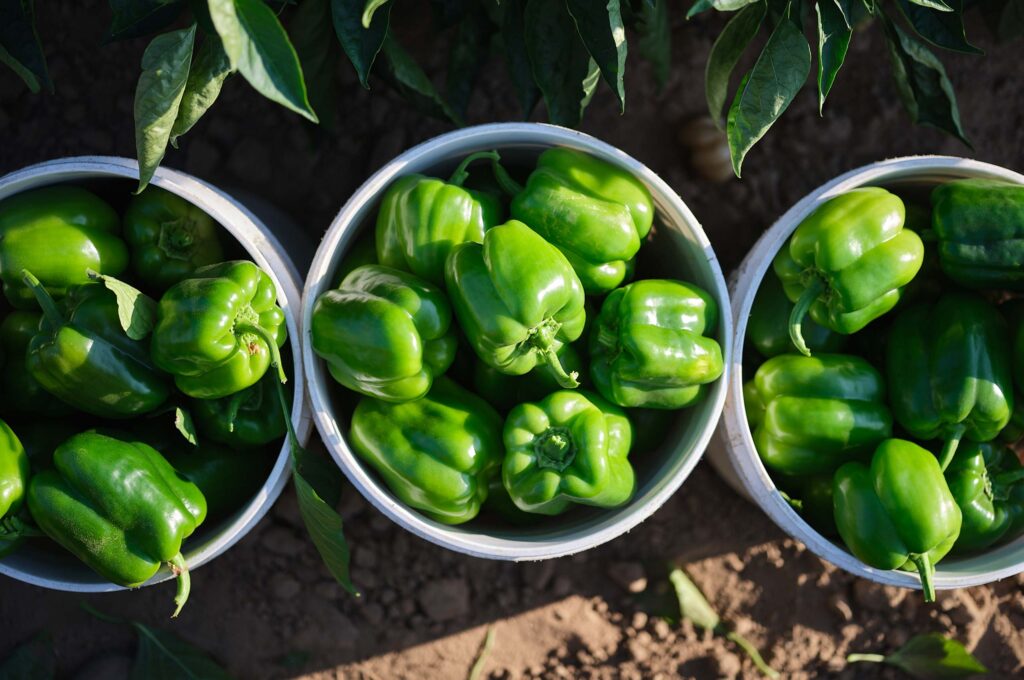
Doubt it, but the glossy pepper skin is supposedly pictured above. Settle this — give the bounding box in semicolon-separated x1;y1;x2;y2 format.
446;220;586;388
750;354;892;476
590;279;723;409
931;179;1024;290
0;311;73;418
473;343;585;413
747;273;844;358
376;152;502;285
23;275;169;418
312;265;456;402
192;373;288;450
0;186;128;308
123;187;224;291
833;439;961;602
151;260;287;399
773;188;923;355
0;419;30;557
886;292;1014;470
945;442;1024;554
501;148;654;294
349;378;503;525
27;432;207;615
503;390;635;515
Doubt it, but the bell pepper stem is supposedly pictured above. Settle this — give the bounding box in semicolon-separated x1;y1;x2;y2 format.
846;653;886;664
491;156;525;196
910;552;936;603
723;630;780;679
448;151;501;186
938;425;965;472
531;324;578;388
168;552;190;618
234;323;287;385
20;269;65;328
788;278;825;357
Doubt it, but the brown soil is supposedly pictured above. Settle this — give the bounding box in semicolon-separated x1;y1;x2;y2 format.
2;3;1024;679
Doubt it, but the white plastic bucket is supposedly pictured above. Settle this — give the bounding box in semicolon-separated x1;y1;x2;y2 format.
708;156;1024;590
303;123;731;560
0;156;312;591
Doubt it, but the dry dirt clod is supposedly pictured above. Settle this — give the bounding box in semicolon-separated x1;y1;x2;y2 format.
607;562;648;593
418;578;471;622
631;611;649;630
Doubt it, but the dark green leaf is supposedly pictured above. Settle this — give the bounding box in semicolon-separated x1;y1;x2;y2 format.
816;0;851;113
524;0;594;127
881;12;969;146
208;0;317;122
87;270;158;339
131;622;233;680
446;5;492;122
133;25;195;192
704;1;764;124
361;0;389;27
636;0;670;90
687;0;759;19
726;4;810;176
905;0;953;11
0;0;51;93
332;0;390;88
886;634;988;679
174;407;198;446
292;451;357;593
897;0;981;53
170;35;233;147
107;0;184;41
0;633;55;680
566;0;628;110
501;0;540;118
380;34;461;124
292;0;340;129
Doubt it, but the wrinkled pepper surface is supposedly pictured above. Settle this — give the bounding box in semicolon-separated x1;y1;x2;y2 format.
833;439;962;602
27;432;207;615
193;373;288;449
376;152;502;285
0;311;73;418
590;279;723;409
944;442;1024;554
473;343;585;412
0;186;128;308
0;419;30;557
747;273;844;358
446;220;585;388
23;274;169;418
311;264;456;402
349;378;503;525
887;292;1013;469
773;188;923;355
123;186;224;291
151;260;287;399
499;148;653;294
503;390;635;515
749;354;892;476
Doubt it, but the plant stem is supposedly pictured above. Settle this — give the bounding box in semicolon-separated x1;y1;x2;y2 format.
724;631;780;679
448;151;501;186
788;278;824;357
846;653;886;664
491;155;525;196
168;552;190;618
235;323;287;385
911;552;936;603
468;626;496;680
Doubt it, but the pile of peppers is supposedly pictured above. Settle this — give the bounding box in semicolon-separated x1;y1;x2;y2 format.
0;184;288;615
746;180;1024;602
312;148;724;525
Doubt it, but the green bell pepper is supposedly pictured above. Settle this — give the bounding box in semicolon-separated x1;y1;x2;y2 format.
1005;299;1024;397
446;220;585;388
27;431;207;615
0;419;30;557
376;152;502;285
944;442;1024;554
333;230;378;286
833;438;962;602
0;186;128;308
773;188;924;355
497;148;654;294
472;343;585;412
776;472;838;537
750;354;892;476
886;292;1014;470
590;279;723;409
123;186;224;291
311;264;456;402
747;273;844;358
23;274;170;418
503;390;635;515
0;311;74;418
192;373;287;450
151;260;287;399
349;378;503;525
743;379;765;428
930;179;1024;290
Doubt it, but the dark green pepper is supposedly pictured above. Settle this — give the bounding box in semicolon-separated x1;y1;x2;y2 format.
123;186;224;291
944;442;1024;554
0;186;128;308
27;431;207;615
773;188;923;355
0;311;73;418
1005;299;1024;397
0;419;30;557
192;373;287;450
472;343;586;413
23;274;170;418
887;292;1014;470
311;264;456;402
747;273;844;358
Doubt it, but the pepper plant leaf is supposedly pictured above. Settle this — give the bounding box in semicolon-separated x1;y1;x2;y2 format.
636;0;671;90
687;0;760;19
446;4;492;123
170;35;233;147
107;0;184;42
0;633;55;680
133;25;195;193
361;0;389;27
87;270;157;339
726;5;811;176
0;0;52;94
848;633;987;679
379;34;461;124
905;0;954;11
209;0;317;122
897;0;982;54
500;0;540;119
292;0;341;129
174;406;199;446
332;0;390;88
524;0;596;127
130;622;232;680
566;0;628;111
705;0;764;125
816;0;852;113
